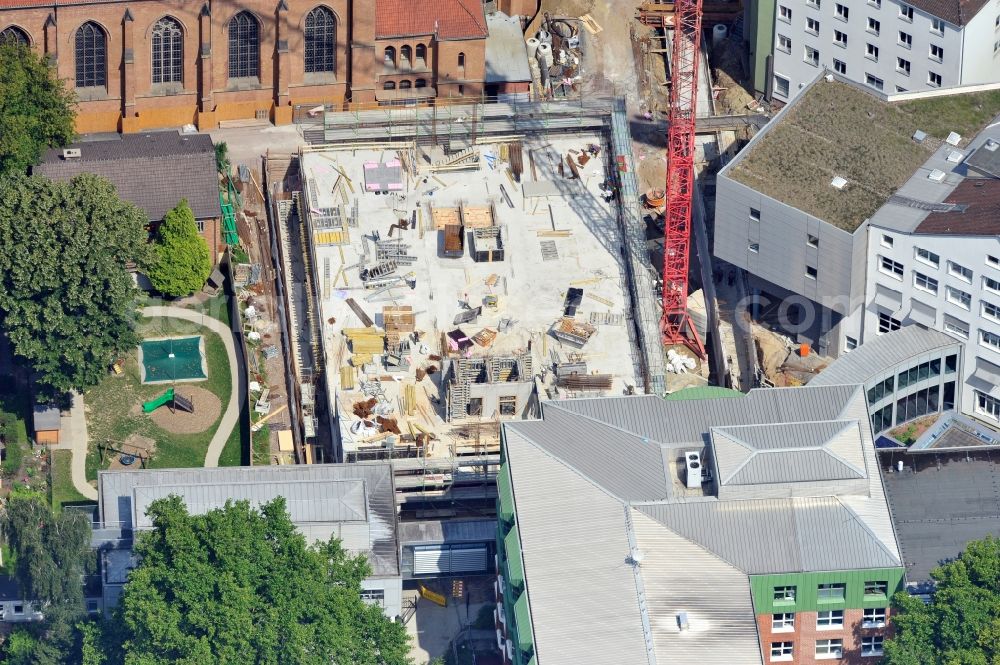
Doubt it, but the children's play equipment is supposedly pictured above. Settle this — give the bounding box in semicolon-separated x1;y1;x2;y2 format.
142;388;195;414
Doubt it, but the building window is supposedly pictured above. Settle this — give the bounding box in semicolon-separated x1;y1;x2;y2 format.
899;30;913;47
195;220;205;233
804;46;820;66
360;589;385;606
896;85;908;92
976;390;1000;421
228;12;260;80
86;599;99;614
947;286;971;310
817;609;844;629
749;243;760;253
749;207;761;221
868;17;881;34
12;604;23;615
384;46;396;67
914;271;938;294
807;17;821;34
835;3;849;19
383;80;396;90
943;316;969;339
915;247;940;268
881;234;894;248
816;639;844;659
833;58;847;74
75;21;107;88
400;44;412;66
399;79;412;89
0;26;29;45
931;17;945;34
898;359;941;390
990;255;1000;270
773;585;796;603
304;6;337;74
872;404;893;432
981;329;1000;352
897;57;911;74
415;78;427;88
807;234;819;248
946;353;958;373
864;580;889;598
986;275;1000;294
862;635;885;657
817;583;845;602
878;311;902;334
778;34;792;52
928;71;942;87
984;300;1000;323
866;43;879;61
151;16;183;85
779;4;792;21
806;265;818;280
869;0;881;6
863;607;888;628
845;336;858;351
457;51;466;71
948;261;973;282
772;613;795;631
867;376;894;405
807;0;820;7
771;641;794;662
774;75;790;97
834;29;848;46
880;256;904;278
899;4;914;20
930;43;944;61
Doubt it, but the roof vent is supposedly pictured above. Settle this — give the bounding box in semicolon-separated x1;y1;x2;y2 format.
629;547;646;565
824;73;834;82
912;130;927;143
62;148;81;159
677;611;690;631
830;176;848;190
928;169;946;182
946;150;964;163
985;139;999;152
946;131;962;146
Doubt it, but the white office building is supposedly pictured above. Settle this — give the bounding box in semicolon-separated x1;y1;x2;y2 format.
768;0;999;102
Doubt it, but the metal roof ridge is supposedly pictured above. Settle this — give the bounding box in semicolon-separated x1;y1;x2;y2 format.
832;497;903;567
819;422;869;478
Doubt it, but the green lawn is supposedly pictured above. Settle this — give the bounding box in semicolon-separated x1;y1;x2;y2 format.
84;316;233;480
218;414;245;466
252;425;270;466
0;389;30;477
49;450;91;513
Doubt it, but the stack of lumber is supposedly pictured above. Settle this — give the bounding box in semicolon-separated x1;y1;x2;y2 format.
344;328;384;364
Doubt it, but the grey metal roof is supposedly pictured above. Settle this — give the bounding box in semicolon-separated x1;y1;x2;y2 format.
882;451;1000;583
711;420;866;486
485;12;531;84
397;518;496;545
638;497;901;574
809;327;959;387
34;131;222;222
966;140;1000;178
98;464;399;577
32;405;60;431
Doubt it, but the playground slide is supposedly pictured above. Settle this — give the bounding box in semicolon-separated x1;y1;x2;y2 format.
143;388;175;414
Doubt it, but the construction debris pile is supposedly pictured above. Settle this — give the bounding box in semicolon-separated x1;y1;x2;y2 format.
527;13;588;99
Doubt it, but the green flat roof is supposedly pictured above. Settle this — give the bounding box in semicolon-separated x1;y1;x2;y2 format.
664;386;744;401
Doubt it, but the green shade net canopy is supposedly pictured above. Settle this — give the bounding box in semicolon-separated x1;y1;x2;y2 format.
139;336;206;383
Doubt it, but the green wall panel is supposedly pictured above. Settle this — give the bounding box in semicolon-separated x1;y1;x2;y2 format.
747;0;775;94
504;525;525;591
498;463;515;524
750;568;904;614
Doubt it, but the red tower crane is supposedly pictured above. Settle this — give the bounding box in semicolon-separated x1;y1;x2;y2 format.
660;0;707;358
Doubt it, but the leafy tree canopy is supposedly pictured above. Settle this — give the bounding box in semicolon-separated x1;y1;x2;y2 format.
113;496;411;665
885;535;1000;665
0;173;150;399
145;200;211;297
0;41;76;177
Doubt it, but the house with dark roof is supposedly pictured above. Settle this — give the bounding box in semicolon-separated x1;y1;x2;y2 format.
496;385;903;664
746;0;999;102
34;131;224;266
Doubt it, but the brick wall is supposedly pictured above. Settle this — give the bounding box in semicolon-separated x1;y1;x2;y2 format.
756;608;894;665
0;0;490;132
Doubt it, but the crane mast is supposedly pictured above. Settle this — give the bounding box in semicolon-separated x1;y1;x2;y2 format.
660;0;707;358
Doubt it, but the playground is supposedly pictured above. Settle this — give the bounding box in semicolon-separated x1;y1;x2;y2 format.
84;308;237;479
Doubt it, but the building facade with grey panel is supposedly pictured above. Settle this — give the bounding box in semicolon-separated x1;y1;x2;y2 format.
95;464;403;618
496;387;902;665
767;0;997;103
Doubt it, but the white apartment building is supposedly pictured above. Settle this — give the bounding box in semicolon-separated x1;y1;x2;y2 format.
716;74;1000;431
769;0;999;102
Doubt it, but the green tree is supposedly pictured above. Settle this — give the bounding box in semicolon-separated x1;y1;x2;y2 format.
885;536;1000;664
0;173;150;399
114;496;411;665
0;41;76;177
145;200;211;297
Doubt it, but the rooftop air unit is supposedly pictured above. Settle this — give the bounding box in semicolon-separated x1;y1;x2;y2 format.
946;131;962;146
928;169;946;182
912;130;927;144
830;176;848;190
685;451;703;489
62;148;81;159
947;150;964;163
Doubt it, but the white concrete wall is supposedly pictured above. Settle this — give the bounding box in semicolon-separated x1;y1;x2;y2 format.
771;0;973;102
864;226;1000;426
959;3;1000;84
362;577;404;619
